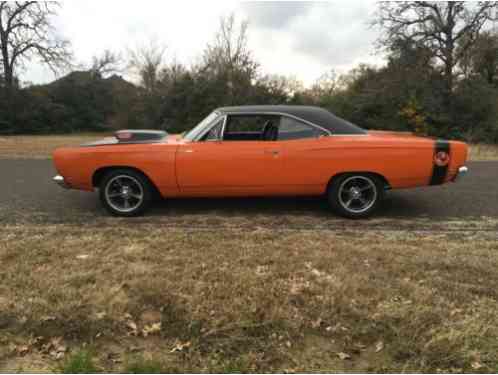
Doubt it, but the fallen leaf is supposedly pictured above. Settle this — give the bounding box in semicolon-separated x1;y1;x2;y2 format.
15;345;29;356
375;341;384;353
170;341;191;353
471;361;483;370
311;268;323;277
337;352;351;360
142;322;161;337
54;351;65;360
76;254;89;260
125;321;138;336
41;315;56;322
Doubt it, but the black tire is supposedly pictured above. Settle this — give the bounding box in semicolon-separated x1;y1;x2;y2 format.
327;173;384;219
99;169;153;217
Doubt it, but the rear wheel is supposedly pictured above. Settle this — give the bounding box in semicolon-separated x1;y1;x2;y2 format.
99;169;153;216
327;174;383;219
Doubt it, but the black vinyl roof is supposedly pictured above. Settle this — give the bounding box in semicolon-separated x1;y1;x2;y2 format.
216;105;366;135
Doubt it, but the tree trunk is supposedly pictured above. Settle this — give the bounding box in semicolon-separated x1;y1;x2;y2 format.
0;30;13;91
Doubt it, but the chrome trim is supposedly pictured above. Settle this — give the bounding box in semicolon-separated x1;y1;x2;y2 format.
454;166;468;182
194;114;226;142
220;114;228;139
53;175;70;189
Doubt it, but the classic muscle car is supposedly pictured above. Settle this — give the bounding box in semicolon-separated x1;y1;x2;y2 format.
52;105;468;218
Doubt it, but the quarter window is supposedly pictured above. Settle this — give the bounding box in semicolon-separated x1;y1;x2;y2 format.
277;117;328;140
200;118;224;141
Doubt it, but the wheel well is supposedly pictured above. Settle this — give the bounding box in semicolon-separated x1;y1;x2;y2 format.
326;172;391;192
92;166;159;193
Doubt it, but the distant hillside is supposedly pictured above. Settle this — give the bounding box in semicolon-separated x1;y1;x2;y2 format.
17;71;142;133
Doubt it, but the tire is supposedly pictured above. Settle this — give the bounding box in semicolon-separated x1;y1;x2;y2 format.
99;169;153;217
327;173;384;219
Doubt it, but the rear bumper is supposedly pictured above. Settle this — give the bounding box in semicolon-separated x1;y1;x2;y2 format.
453;166;468;182
53;175;70;189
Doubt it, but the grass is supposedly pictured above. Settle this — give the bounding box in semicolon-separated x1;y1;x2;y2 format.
468;143;498;161
0;133;110;159
59;349;98;373
0;220;497;372
0;133;497;160
123;356;169;374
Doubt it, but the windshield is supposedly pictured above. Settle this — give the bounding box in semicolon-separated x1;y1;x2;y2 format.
183;112;220;141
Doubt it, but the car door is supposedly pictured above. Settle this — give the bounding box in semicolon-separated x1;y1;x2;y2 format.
276;116;331;193
175;114;284;196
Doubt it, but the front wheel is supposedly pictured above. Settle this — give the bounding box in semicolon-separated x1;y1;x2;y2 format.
99;169;153;216
327;174;384;219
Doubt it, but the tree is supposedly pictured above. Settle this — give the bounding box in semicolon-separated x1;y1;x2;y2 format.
0;1;71;89
459;31;498;86
90;49;123;78
375;1;498;103
202;13;259;104
128;40;166;94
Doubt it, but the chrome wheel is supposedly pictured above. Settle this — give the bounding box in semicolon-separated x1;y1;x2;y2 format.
338;176;377;214
104;175;144;213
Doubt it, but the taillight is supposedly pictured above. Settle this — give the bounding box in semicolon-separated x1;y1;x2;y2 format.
434;151;450;166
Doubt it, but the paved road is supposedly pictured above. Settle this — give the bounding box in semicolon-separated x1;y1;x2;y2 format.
0;159;497;225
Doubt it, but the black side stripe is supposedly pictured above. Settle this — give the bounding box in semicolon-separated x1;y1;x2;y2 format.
430;139;450;185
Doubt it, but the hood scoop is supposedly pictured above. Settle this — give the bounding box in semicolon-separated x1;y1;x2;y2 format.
115;130;167;143
81;129;168;147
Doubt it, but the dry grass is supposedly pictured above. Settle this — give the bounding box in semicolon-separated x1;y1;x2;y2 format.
0;134;497;161
0;133;109;159
468;143;498;161
0;221;497;372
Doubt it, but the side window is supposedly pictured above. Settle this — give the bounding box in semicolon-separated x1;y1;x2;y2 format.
224;115;277;141
200;118;224;141
277;117;327;140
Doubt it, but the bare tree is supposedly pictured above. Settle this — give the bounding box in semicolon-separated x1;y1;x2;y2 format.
90;49;123;77
0;1;71;89
203;13;258;101
374;1;498;101
310;70;341;99
128;40;166;94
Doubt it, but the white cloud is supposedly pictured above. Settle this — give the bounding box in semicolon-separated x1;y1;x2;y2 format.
23;1;386;87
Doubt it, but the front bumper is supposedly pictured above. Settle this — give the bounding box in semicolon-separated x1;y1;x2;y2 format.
453;166;468;182
53;175;70;189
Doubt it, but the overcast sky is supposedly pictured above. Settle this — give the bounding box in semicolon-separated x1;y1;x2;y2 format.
24;1;384;87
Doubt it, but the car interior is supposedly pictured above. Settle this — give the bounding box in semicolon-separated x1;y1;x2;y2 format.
205;114;326;142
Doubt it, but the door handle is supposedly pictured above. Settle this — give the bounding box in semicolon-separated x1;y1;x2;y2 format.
179;149;194;153
265;150;280;156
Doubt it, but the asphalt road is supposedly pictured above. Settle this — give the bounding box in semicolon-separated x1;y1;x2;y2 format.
0;159;497;225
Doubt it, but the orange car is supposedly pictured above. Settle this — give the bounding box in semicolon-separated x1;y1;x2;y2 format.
52;105;468;218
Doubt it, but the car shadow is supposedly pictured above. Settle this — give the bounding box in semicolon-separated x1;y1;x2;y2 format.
143;190;447;220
